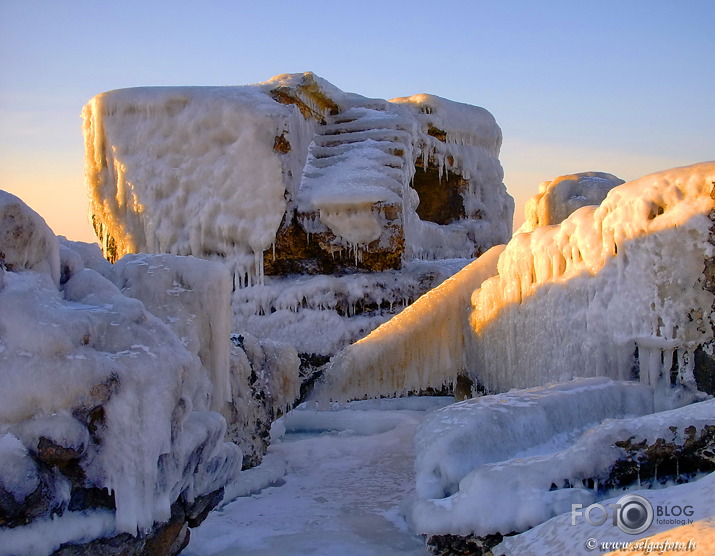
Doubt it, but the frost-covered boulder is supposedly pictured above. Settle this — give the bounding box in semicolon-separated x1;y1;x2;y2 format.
0;190;60;286
83;72;513;282
0;193;241;555
517;171;623;233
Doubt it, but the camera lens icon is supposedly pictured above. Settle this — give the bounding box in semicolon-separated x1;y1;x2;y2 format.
615;494;653;535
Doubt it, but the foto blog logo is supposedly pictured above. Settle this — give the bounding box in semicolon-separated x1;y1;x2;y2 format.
572;494;654;535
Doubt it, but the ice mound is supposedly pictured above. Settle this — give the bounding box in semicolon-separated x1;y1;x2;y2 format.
320;161;715;404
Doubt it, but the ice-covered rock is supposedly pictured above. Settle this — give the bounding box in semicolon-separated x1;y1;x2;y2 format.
517;171;624;233
113;253;233;411
83;72;513;283
0;190;60;286
0;192;242;554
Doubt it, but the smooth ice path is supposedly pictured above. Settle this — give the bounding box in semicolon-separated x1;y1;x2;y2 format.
183;398;451;556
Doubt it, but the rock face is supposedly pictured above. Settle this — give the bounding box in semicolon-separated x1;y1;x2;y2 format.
83;72;513;283
0;193;258;555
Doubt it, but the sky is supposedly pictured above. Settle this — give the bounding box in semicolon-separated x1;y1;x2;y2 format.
1;0;714;243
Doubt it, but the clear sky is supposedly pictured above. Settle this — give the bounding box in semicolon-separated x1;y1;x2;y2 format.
1;0;713;243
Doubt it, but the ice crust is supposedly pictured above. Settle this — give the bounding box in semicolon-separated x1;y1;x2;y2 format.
517;171;624;233
232;258;472;356
317;247;503;399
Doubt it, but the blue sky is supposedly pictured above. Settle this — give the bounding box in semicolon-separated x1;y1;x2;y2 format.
1;0;713;241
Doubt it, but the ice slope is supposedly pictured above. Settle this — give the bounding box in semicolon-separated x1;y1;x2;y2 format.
316;246;504;400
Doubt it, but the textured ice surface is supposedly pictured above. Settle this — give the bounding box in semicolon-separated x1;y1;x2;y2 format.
184;398;451;556
0;196;241;544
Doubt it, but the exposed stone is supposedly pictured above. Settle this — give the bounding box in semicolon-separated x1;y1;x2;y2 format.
426;532;506;556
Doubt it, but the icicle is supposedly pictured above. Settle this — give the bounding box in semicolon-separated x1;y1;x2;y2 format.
272;243;276;261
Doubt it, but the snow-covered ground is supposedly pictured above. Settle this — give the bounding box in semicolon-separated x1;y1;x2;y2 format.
183;398;452;556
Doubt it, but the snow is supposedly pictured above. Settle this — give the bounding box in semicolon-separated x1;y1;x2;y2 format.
0;510;116;556
83;81;311;283
0;195;241;545
470;162;715;398
0;190;60;286
183;398;451;556
114;253;233;410
0;433;39;502
412;378;654;502
408;381;715;539
495;472;715;555
233;258;472;356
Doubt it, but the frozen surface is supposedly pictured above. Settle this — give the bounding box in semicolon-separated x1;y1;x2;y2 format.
320;162;715;403
413;378;654;501
0;194;241;548
409;382;715;538
470;162;715;397
114;253;233;410
0;190;60;286
233;258;472;356
183;398;451;556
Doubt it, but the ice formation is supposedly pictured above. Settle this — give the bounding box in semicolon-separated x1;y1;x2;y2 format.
316;247;503;400
0;192;241;551
516;171;624;233
320;162;715;403
84;72;513;284
409;379;715;539
113;253;233;410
